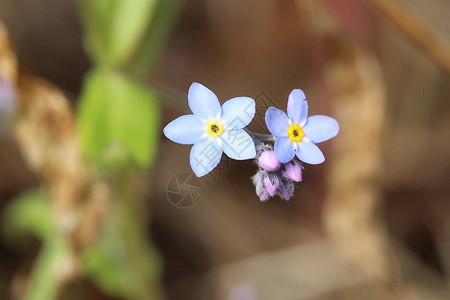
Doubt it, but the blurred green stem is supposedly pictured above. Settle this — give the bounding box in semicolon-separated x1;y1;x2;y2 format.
131;0;184;76
113;171;162;300
24;238;72;300
3;191;72;300
75;1;180;298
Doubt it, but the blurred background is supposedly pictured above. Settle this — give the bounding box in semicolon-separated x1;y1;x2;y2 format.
0;0;449;299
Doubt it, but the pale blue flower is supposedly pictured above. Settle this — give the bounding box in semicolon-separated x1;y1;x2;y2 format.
164;82;256;177
265;89;339;164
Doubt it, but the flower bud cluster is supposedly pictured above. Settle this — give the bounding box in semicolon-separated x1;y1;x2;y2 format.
252;144;303;201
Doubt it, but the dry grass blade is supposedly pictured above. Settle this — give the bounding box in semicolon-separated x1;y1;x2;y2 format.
14;71;109;251
369;0;450;73
0;22;17;81
296;1;415;298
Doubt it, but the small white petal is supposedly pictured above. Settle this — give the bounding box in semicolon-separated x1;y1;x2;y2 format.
221;97;255;129
287;89;308;125
296;140;325;164
303;115;339;143
274;137;296;163
163;115;204;145
190;138;223;177
221;129;256;160
265;107;289;137
188;82;221;119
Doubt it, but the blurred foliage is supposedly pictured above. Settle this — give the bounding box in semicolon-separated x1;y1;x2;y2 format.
3;191;71;300
78;69;160;169
82;174;162;299
3;190;51;242
79;0;158;67
76;0;181;299
131;0;184;75
2;0;181;299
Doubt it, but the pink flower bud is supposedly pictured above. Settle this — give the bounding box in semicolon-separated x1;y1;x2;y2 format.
282;161;302;182
280;190;291;201
264;176;278;196
258;150;281;171
259;191;269;201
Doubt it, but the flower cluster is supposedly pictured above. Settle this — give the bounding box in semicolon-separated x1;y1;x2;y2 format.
163;83;339;201
252;144;302;201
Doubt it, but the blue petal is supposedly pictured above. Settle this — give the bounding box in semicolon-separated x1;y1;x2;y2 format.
221;129;256;160
188;82;221;119
303;115;339;143
163;114;204;145
287;89;308;125
296;140;325;164
190;138;222;177
274;137;295;163
221;97;255;129
265;107;289;137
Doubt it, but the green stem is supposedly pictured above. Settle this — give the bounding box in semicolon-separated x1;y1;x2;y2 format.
24;238;71;300
131;0;184;76
113;172;162;300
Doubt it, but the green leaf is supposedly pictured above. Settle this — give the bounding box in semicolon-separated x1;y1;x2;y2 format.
109;0;158;66
78;0;118;64
78;0;158;66
131;0;183;75
2;190;54;242
77;69;160;169
2;190;71;300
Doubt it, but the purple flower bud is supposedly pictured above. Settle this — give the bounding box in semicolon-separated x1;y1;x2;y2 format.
282;161;302;182
252;157;297;202
280;190;291;201
258;191;269;202
278;178;294;201
258;150;281;171
264;176;278;196
252;171;268;201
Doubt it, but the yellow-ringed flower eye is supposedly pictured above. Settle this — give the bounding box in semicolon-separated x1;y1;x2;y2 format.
287;124;304;143
206;120;225;138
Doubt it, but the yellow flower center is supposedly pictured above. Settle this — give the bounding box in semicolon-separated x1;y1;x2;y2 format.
206;120;225;138
287;124;304;143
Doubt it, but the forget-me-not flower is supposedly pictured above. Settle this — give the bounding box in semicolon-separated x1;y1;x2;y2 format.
265;89;339;164
164;82;256;177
